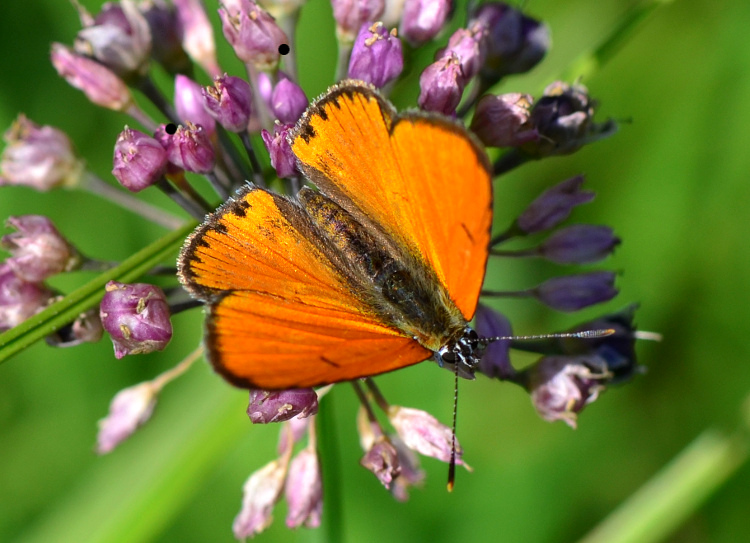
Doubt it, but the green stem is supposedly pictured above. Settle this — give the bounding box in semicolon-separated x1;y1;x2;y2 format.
318;389;343;543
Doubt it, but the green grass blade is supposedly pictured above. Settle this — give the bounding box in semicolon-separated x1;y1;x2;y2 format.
0;220;197;364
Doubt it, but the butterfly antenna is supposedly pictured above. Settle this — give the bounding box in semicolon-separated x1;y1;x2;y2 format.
479;328;616;345
447;359;459;492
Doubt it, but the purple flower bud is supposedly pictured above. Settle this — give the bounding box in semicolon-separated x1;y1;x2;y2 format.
470;93;539;148
46;306;104;348
361;436;401;489
50;43;134;112
1;215;81;282
0;115;84;191
74;0;152;81
524;355;610;428
140;0;191;75
261;123;298;178
218;0;289;70
533;271;618;312
247;388;319;423
389;435;425;501
285;448;322;528
399;0;451;46
0;263;54;332
174;74;216;133
474;304;514;379
270;78;308;125
516;175;594;234
112;127;168;192
438;23;488;82
471;3;550;84
538;225;620;264
418;54;466;115
96;381;158;453
388;406;466;465
564;304;641;384
332;0;385;41
100;281;173;358
348;22;404;88
523;81;618;158
163;122;216;173
277;416;311;455
201;75;253;132
233;459;287;539
174;0;221;77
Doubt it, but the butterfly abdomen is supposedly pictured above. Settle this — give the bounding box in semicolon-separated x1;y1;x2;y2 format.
298;187;465;350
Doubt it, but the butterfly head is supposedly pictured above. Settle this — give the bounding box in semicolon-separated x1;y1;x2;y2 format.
435;327;485;379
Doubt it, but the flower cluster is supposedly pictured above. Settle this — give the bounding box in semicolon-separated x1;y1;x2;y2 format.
0;0;655;539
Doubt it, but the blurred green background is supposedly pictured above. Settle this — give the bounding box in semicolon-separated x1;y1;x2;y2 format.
1;0;749;542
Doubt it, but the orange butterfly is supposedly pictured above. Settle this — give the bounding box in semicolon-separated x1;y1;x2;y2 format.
178;81;492;389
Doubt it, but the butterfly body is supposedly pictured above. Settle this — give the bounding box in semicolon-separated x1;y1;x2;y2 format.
178;81;492;389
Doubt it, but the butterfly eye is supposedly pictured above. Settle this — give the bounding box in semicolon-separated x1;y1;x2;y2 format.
441;350;458;364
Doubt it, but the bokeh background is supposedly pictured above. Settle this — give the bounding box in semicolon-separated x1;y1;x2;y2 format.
1;0;749;542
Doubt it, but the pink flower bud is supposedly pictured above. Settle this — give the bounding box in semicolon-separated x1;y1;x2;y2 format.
46;306;104;347
261;123;297;178
112;127;168;192
174;74;216;133
202;75;253;132
163;122;216;173
347;22;403;88
140;0;192;75
74;0;152;80
361;436;401;489
1;215;81;282
470;93;539;148
399;0;451;46
174;0;221;77
233;458;288;539
516;175;594;234
0;115;84;191
0;263;54;332
270;78;308;125
387;406;466;466
218;0;289;70
247;388;319;423
96;381;158;453
332;0;385;42
285;448;322;528
418;54;466;115
100;281;173;358
50;43;133;112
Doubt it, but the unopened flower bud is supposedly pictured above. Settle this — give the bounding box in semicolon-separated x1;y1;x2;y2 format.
233;458;288;539
174;0;221;77
399;0;451;46
140;0;192;75
74;0;152;81
524;355;610;428
2;215;81;282
175;74;216;133
470;93;538;148
474;304;514;379
96;380;158;453
247;388;319;423
51;43;134;112
533;271;618;312
202;75;253;132
361;436;401;488
471;3;549;84
46;306;104;347
389;435;425;501
285;448;323;528
516;175;594;234
332;0;385;42
522;81;617;158
537;225;620;264
261;123;297;178
388;406;465;465
163;122;216;173
219;0;289;70
418;54;466;115
100;281;173;358
270;78;308;124
0;115;85;191
438;23;487;82
112;127;168;192
348;22;403;88
0;263;54;332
